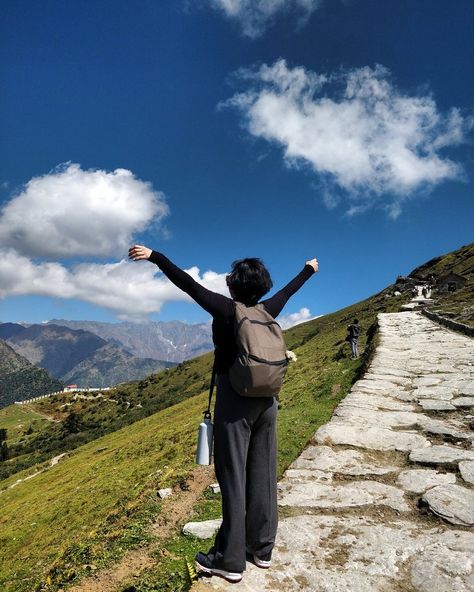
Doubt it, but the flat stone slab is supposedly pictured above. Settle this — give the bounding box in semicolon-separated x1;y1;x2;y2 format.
409;445;474;467
458;461;474;485
183;518;222;539
278;480;410;512
282;468;333;483
316;423;430;452
363;373;412;387
290;445;398;476
452;397;474;408
422;484;474;526
396;469;456;494
418;399;456;411
417;416;471;440
333;407;422;429
197;516;474;591
409;531;474;592
339;391;415;411
414;387;455;401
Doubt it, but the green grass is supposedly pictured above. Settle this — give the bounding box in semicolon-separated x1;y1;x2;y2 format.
0;392;208;592
0;354;215;481
0;405;49;444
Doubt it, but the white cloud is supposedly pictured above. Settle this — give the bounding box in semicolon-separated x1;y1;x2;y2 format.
0;164;231;320
0;163;168;259
0;249;230;320
279;307;320;329
209;0;322;38
224;60;472;217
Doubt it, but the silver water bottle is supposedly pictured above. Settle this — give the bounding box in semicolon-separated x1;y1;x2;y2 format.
196;411;213;465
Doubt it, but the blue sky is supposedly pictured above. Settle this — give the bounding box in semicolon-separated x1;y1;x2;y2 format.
0;0;473;326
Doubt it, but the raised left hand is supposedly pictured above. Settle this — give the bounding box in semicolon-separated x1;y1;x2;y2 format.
128;245;152;261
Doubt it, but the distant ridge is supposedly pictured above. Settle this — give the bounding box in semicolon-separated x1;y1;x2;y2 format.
0;339;64;408
0;323;176;388
45;318;213;362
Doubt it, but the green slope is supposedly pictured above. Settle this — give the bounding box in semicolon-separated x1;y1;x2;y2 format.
0;405;50;444
0;392;206;591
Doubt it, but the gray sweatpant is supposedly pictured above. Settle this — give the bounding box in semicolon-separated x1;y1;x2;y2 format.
210;374;278;572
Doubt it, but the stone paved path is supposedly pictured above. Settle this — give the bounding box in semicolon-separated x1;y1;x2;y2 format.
193;312;474;592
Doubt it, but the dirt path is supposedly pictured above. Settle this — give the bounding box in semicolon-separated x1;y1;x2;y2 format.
67;465;216;592
1;452;68;493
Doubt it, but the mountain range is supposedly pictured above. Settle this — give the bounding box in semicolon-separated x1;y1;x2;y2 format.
43;318;214;362
0;323;176;395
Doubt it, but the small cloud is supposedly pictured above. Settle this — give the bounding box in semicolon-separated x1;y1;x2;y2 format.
0;163;168;259
223;60;472;216
279;307;321;329
207;0;323;38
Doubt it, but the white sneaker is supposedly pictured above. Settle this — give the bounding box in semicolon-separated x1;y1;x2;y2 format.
246;548;272;569
253;554;272;569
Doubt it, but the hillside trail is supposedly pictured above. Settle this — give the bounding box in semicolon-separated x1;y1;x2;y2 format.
67;465;215;592
1;452;68;494
192;311;474;592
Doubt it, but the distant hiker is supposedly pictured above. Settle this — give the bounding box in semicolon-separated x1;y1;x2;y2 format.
411;287;418;298
346;319;360;359
421;286;428;298
129;244;318;583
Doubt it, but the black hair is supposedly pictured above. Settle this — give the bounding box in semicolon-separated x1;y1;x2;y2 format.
353;319;359;324
226;258;273;305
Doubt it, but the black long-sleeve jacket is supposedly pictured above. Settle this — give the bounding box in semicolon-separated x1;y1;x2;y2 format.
149;251;315;374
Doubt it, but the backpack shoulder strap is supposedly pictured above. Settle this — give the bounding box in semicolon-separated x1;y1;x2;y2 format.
205;358;217;419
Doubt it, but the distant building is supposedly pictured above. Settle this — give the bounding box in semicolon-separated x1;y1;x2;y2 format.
436;273;468;293
64;384;78;392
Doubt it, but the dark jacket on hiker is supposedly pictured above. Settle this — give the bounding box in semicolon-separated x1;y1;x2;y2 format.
149;251;315;373
347;323;360;340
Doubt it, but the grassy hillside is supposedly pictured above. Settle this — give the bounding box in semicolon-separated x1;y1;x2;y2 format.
1;243;472;592
0;393;206;592
0;405;50;444
0;354;213;481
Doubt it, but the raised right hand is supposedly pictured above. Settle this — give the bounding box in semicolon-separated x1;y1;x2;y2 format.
306;258;319;272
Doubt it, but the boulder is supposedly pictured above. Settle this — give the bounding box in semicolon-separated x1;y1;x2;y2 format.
182;518;222;539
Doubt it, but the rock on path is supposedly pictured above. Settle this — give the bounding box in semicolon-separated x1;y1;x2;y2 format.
193;312;474;591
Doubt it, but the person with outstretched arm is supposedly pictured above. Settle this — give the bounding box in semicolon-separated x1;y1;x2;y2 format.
129;245;318;583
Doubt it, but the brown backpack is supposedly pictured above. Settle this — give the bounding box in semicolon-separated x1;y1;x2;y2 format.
229;302;288;397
